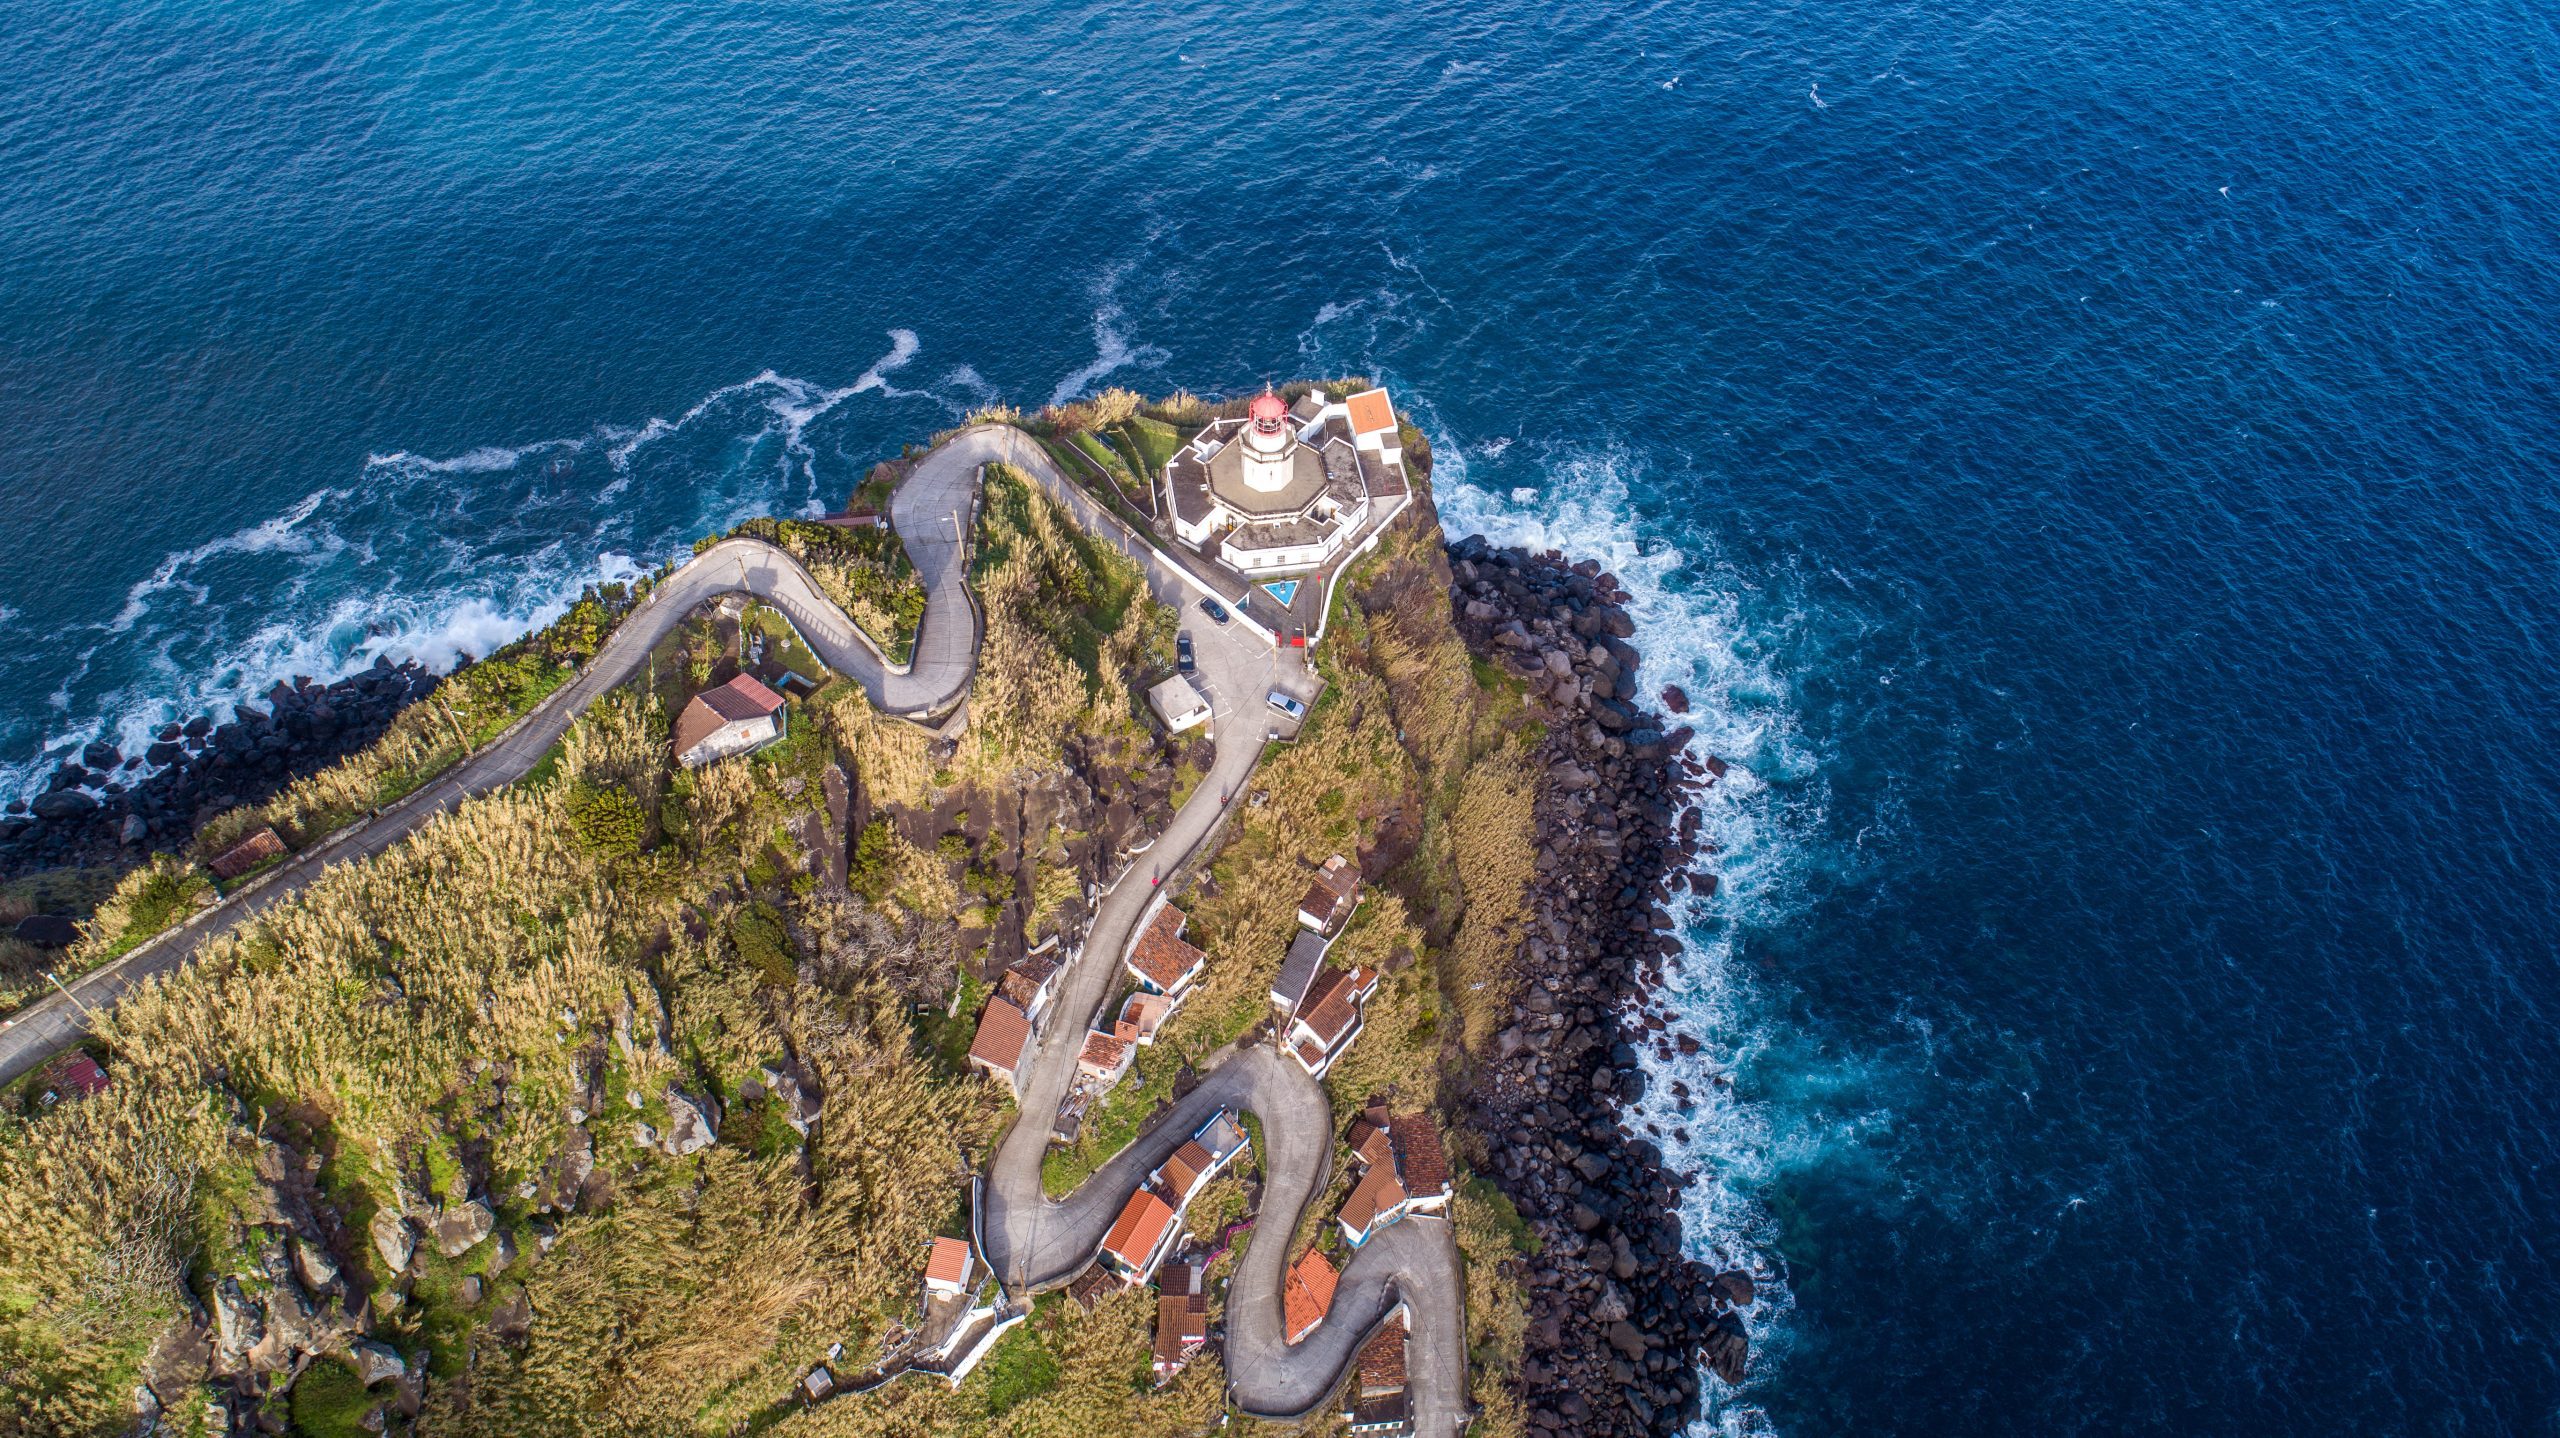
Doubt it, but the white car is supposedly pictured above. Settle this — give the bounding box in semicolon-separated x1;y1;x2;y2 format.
1266;690;1307;720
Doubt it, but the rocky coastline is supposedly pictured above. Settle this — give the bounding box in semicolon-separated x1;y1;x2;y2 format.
1446;533;1759;1438
0;656;440;880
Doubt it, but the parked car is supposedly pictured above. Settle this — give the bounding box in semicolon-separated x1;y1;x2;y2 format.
1267;690;1307;720
1176;633;1196;674
1199;596;1231;626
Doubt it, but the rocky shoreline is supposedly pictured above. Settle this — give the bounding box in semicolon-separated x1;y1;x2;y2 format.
0;656;441;880
1446;534;1759;1438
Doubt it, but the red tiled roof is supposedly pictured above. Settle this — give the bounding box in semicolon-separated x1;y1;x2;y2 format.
925;1236;972;1287
1284;1249;1339;1343
1356;1315;1409;1394
1128;906;1206;991
44;1053;109;1098
1297;967;1362;1045
1345;387;1397;437
998;968;1046;1012
674;673;787;756
1299;880;1350;927
968;998;1030;1075
1386;1115;1450;1197
1347;1116;1394;1171
1103;1189;1178;1270
1080;1030;1131;1074
1155;1292;1208;1366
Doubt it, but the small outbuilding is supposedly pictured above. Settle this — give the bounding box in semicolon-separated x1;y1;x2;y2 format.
674;674;789;767
1147;675;1211;733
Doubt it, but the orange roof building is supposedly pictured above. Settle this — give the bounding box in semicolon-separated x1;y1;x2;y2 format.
1156;1140;1218;1205
924;1236;974;1297
1078;1029;1134;1086
967;998;1031;1094
1344;387;1397;439
1099;1187;1181;1281
1283;1248;1339;1344
1126;905;1208;997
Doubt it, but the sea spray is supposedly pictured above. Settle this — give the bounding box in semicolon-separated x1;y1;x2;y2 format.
1438;435;1822;1432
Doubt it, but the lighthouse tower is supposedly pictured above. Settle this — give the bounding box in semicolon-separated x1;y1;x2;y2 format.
1239;387;1298;493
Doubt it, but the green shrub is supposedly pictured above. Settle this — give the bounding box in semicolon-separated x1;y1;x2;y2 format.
730;901;795;988
849;819;893;902
289;1356;377;1438
566;780;646;858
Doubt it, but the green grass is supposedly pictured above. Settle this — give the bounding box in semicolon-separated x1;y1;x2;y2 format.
743;601;831;687
970;1318;1061;1417
289;1355;379;1437
920;972;988;1078
1118;416;1185;476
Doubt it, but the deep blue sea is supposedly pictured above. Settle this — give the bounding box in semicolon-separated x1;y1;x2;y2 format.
7;2;2559;1431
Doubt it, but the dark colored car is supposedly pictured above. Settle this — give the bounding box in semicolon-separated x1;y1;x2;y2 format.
1176;633;1196;673
1199;596;1231;625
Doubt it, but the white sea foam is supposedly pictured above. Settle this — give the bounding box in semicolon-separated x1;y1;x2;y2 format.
1047;266;1170;407
1435;431;1821;1432
5;345;954;804
104;488;344;635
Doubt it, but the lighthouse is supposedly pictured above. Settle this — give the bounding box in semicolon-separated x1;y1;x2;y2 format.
1239;387;1299;493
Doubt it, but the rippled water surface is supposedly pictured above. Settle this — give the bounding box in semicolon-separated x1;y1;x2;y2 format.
6;2;2559;1431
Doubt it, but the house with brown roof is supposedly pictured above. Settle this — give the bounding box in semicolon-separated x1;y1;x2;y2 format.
923;1236;976;1299
1152;1288;1209;1385
1285;963;1380;1078
1126;904;1208;1000
1077;1029;1135;1088
1283;1247;1339;1344
1296;853;1363;936
1099;1186;1182;1282
967;997;1031;1095
1334;1110;1452;1249
674;673;789;767
1344;1306;1414;1434
997;951;1061;1026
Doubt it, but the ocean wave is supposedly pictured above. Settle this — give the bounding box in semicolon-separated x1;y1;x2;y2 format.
1435;433;1824;1432
1047;264;1170;407
3;353;940;806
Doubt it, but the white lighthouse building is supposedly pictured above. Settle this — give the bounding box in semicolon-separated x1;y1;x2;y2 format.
1159;385;1410;575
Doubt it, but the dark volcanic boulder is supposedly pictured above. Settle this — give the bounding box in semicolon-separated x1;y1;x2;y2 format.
13;914;79;948
29;790;98;821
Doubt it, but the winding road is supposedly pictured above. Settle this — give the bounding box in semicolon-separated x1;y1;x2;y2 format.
0;425;1466;1433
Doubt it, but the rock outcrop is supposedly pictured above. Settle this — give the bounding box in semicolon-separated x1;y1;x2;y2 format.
1445;534;1768;1438
0;657;440;879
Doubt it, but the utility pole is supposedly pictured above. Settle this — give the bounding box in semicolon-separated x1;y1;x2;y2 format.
43;970;101;1034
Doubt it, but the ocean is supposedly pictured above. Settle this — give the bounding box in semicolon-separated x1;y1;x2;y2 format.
5;1;2558;1431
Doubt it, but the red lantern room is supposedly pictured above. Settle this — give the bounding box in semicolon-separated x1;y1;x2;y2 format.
1249;387;1288;434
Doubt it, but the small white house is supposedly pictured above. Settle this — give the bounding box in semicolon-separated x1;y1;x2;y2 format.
1148;674;1211;733
674;674;789;767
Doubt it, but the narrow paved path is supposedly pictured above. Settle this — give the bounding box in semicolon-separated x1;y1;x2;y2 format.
0;424;1466;1433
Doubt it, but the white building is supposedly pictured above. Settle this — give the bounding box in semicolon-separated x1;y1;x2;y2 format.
674;674;789;767
1148;674;1211;732
1160;386;1411;576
